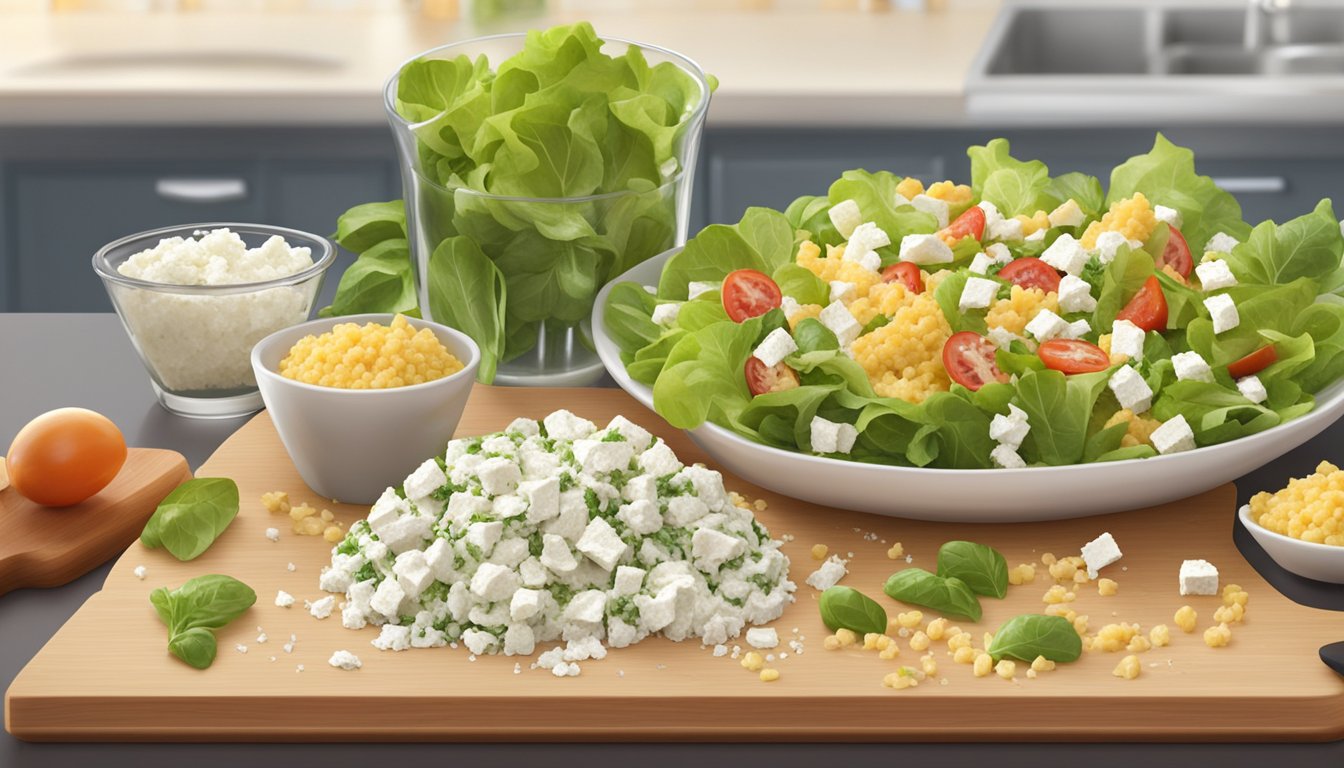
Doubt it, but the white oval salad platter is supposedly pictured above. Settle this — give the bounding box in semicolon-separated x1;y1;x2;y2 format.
593;248;1344;522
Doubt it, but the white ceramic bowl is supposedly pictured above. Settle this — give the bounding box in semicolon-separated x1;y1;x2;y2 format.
1239;504;1344;584
251;314;480;505
593;247;1344;522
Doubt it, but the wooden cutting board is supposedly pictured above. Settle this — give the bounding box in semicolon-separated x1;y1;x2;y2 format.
0;448;191;597
5;387;1343;742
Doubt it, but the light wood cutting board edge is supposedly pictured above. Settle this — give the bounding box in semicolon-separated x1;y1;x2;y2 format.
5;387;1344;743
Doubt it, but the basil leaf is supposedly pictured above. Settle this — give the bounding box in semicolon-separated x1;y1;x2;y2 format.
140;478;240;562
426;236;508;384
792;318;839;355
987;614;1082;664
936;541;1009;599
818;586;888;635
151;575;256;669
882;568;982;622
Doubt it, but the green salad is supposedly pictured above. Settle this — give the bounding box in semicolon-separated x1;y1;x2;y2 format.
323;22;713;382
603;135;1344;469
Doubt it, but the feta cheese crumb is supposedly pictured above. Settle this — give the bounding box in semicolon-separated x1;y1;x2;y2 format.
989;404;1030;450
746;627;779;649
309;595;335;619
911;194;950;229
1041;234;1089;276
275;590;296;608
328;650;362;670
1205;232;1239;254
1093;231;1130;264
1178;559;1219;596
133;565;147;580
1172;351;1214;383
809;416;858;455
1153;205;1183;229
712;644;729;657
1080;532;1123;579
265;527;280;542
651;302;682;327
687;281;718;299
805;555;848;591
1024;308;1070;343
235;644;248;654
829;280;858;304
287;562;296;572
848;221;891;254
990;444;1026;469
958;276;1000;312
1057;275;1097;314
818;301;862;347
988;217;1023;243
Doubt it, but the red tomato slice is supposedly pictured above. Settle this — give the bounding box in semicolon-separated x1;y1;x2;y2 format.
744;357;800;396
1038;339;1111;374
721;269;782;322
997;257;1062;293
938;205;986;243
942;331;1009;391
1116;275;1169;332
1159;226;1194;278
1228;345;1278;379
881;262;924;294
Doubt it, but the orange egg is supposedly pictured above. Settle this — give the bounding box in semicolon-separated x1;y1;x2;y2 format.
6;408;127;507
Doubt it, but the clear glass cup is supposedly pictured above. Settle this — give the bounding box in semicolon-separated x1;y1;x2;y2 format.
384;33;710;386
93;223;335;418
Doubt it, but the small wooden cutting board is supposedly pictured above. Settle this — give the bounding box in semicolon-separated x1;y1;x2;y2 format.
5;388;1343;742
0;448;191;596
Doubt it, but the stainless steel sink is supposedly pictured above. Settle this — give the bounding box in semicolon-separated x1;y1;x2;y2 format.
967;1;1344;123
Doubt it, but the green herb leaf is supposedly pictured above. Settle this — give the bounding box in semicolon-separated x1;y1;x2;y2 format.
151;575;256;670
140;478;240;562
936;541;1009;599
882;568;982;621
818;586;888;635
967;139;1053;218
320;237;419;319
987;614;1082;663
426;236;508;382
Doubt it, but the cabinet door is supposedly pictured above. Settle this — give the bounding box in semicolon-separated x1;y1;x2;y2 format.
263;160;399;308
703;131;948;225
11;164;260;312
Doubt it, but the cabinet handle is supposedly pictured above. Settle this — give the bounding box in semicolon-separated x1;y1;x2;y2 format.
154;178;248;203
1211;176;1287;194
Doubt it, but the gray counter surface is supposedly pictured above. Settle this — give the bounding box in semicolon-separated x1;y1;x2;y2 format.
2;313;1341;767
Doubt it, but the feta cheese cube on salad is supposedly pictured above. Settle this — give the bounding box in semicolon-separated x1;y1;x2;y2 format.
969;252;994;274
753;327;798;367
1108;365;1153;413
810;416;857;454
1093;231;1130;264
1195;259;1238;291
819;301;862;346
1152;414;1197;455
987;326;1020;349
1205;232;1240;254
1025;229;1046;242
1025;308;1070;342
988;216;1023;242
652;302;681;326
989;404;1030;449
1173;351;1215;383
958;276;999;311
828;198;863;239
1041;233;1089;276
1110;319;1146;361
1153;204;1183;229
848;221;891;253
1237;375;1268;404
911;194;950;228
829;280;857;304
687;280;718;299
899;233;954;265
1064;319;1091;339
990;444;1026;469
1057;275;1097;313
1204;294;1240;334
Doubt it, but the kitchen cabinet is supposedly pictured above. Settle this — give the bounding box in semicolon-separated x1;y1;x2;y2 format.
4;125;1343;313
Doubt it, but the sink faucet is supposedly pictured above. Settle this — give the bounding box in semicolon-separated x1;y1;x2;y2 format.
1245;0;1290;49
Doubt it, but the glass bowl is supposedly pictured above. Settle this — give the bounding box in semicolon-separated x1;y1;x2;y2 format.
384;32;711;386
93;223;335;419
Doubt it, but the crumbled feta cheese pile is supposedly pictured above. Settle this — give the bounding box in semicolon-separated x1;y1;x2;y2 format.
112;228;316;391
319;410;795;672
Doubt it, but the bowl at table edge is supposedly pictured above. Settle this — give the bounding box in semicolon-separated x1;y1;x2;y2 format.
591;246;1344;522
251;313;480;506
1239;504;1344;584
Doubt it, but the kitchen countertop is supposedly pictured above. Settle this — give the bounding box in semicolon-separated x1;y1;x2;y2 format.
1;312;1342;765
0;4;999;128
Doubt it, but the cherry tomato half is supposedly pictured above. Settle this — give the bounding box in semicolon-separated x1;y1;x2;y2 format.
1159;226;1194;278
997;257;1062;293
881;262;924;294
938;205;986;243
942;331;1010;391
744;357;800;396
721;269;782;322
6;408;127;507
1038;339;1111;375
1228;345;1278;379
1116;275;1169;332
